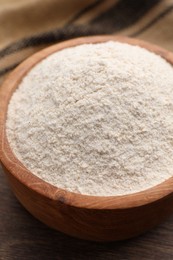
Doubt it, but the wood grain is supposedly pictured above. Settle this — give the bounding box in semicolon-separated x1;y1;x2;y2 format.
1;167;173;259
1;35;173;241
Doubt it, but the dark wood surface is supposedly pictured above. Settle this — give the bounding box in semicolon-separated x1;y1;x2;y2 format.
1;165;173;260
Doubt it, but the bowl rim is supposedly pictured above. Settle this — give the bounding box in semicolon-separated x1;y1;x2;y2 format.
1;35;173;210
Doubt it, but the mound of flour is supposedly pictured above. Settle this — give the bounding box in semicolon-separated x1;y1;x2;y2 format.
6;41;173;196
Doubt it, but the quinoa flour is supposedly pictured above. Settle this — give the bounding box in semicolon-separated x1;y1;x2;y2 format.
6;41;173;196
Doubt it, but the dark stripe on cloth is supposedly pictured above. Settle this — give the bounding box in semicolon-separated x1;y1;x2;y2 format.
0;62;19;77
0;0;161;59
90;0;161;31
131;5;173;37
0;24;109;59
66;0;105;25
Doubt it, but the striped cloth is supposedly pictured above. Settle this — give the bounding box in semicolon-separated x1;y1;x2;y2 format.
0;0;173;85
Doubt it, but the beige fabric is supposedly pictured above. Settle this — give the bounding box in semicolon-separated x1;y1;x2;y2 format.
0;0;94;48
0;0;173;81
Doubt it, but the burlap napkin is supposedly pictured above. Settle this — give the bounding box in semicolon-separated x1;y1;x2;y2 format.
0;0;173;84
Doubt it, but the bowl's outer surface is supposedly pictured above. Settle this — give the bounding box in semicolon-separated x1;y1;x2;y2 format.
1;35;173;241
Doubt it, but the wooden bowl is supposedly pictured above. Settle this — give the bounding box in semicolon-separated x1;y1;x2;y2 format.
1;35;173;242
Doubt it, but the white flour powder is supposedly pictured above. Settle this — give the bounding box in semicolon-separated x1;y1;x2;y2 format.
6;41;173;196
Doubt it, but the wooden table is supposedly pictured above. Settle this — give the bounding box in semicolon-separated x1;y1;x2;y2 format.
1;166;173;260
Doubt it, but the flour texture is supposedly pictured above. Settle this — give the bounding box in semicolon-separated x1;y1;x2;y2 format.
6;41;173;196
